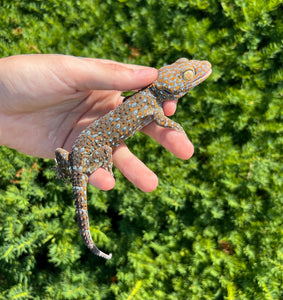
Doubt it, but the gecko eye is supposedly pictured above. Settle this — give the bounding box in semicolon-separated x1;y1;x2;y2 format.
183;69;195;81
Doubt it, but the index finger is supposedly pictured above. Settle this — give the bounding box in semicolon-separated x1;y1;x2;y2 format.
65;57;158;91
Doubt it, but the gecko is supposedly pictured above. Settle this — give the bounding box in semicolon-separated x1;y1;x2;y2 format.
55;58;212;259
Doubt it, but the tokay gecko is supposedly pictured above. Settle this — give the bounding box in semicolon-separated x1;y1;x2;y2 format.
55;58;212;259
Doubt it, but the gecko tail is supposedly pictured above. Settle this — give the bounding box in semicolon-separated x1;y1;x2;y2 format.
72;173;112;260
90;245;112;260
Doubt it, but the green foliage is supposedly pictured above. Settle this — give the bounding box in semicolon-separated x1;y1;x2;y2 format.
0;0;282;299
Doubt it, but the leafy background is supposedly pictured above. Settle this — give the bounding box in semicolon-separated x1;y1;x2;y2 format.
0;0;282;299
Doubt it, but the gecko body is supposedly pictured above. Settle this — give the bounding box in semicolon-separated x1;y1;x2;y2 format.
55;58;212;259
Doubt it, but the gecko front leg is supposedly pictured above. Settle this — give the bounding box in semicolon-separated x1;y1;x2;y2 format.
153;111;185;134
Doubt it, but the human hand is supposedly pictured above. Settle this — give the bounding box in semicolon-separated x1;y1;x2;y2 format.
0;54;194;192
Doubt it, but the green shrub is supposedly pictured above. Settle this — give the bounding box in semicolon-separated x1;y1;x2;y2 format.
0;0;282;299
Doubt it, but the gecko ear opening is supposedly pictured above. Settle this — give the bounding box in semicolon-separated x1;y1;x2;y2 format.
183;69;195;81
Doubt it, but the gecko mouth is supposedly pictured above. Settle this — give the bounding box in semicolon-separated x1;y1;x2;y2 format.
163;88;173;95
198;61;212;81
194;67;212;84
202;68;212;80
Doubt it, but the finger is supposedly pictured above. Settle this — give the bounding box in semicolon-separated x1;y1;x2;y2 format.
65;57;158;91
83;58;153;70
88;168;115;191
142;123;194;160
113;144;159;192
163;100;177;116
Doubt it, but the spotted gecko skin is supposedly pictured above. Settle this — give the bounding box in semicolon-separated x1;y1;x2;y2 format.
55;58;212;259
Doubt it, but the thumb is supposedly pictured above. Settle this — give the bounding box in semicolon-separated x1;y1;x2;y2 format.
64;57;158;91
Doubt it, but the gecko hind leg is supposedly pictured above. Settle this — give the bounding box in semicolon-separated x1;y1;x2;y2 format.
54;148;70;184
101;145;114;176
87;145;114;176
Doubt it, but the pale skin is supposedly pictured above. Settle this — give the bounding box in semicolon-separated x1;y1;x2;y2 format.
0;54;194;192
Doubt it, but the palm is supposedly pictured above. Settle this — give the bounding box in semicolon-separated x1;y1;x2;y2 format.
1;55;128;157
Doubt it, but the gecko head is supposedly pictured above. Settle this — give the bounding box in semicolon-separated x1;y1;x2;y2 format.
151;58;212;102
